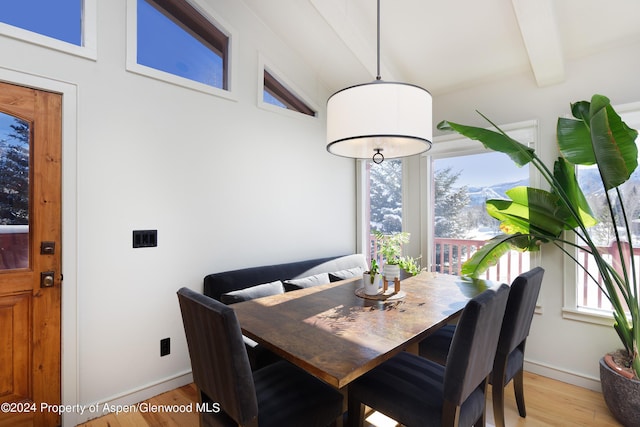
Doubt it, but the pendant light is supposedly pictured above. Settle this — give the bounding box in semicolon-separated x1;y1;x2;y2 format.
326;0;432;164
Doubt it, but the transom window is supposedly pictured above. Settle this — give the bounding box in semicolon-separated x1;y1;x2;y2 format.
0;0;82;46
263;70;315;116
135;0;229;90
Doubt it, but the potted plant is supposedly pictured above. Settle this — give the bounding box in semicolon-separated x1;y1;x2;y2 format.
438;94;639;425
362;259;382;295
374;231;415;280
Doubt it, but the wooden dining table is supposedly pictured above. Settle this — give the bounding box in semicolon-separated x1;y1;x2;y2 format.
232;271;500;389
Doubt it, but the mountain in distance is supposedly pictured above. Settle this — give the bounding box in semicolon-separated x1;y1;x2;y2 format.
467;178;528;206
466;166;640;207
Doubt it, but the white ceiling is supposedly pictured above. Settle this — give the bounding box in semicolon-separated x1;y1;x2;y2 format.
241;0;640;96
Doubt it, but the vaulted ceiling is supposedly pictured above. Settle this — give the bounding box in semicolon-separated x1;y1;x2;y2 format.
241;0;640;96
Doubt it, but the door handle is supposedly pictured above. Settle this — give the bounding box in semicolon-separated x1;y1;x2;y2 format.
40;271;55;288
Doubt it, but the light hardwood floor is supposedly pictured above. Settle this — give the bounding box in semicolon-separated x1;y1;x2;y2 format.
77;372;621;427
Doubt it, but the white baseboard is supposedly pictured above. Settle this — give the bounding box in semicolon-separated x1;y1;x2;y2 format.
524;359;602;392
63;371;193;426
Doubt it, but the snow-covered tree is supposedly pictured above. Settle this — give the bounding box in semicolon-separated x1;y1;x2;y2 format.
434;167;470;238
0;118;29;225
369;160;402;233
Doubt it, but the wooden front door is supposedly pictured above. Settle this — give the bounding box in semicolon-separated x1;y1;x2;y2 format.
0;82;62;427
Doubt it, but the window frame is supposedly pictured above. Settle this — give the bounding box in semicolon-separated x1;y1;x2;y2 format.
257;58;317;118
263;70;315;116
125;0;237;100
562;101;640;326
0;0;97;60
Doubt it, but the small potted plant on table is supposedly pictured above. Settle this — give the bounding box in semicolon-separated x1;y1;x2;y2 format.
374;231;422;293
362;259;382;295
374;231;421;280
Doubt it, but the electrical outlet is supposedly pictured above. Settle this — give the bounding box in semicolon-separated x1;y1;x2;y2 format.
160;338;170;357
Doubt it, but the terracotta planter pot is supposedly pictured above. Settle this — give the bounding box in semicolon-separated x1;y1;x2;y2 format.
599;357;640;426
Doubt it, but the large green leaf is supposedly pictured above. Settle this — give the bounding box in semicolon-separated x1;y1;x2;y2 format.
571;100;591;122
552;158;597;228
485;187;570;238
604;101;639;174
557;117;593;164
461;233;539;278
558;94;638;190
437;120;535;167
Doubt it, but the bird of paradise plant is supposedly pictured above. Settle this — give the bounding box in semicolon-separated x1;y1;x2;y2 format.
437;94;640;379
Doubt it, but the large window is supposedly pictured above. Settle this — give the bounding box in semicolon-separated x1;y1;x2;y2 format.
430;151;531;283
362;159;403;262
128;0;231;95
426;121;537;284
565;105;640;321
574;156;640;312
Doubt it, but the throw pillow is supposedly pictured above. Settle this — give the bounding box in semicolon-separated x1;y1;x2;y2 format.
220;280;285;304
329;266;365;282
284;272;331;291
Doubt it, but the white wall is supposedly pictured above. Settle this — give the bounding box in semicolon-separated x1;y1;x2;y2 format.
0;0;356;425
425;39;640;390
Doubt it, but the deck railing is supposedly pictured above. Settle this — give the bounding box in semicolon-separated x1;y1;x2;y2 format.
432;238;529;285
575;241;640;310
369;235;640;311
369;235;529;284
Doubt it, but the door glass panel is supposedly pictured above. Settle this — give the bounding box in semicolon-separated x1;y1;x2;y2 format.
0;112;29;270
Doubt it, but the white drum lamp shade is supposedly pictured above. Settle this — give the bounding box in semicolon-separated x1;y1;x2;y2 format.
326;80;432;162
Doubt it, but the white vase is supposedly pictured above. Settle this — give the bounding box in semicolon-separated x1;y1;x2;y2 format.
362;273;382;295
384;264;400;281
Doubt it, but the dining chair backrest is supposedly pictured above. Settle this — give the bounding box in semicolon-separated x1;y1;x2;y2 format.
496;267;544;358
177;287;258;425
443;283;510;405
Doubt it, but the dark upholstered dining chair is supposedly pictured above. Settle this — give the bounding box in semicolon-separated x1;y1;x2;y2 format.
347;283;510;427
177;287;344;427
419;267;545;427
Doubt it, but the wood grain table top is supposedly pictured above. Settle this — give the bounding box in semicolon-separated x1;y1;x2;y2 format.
232;271;499;389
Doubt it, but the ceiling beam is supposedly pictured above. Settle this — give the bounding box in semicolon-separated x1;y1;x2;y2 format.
511;0;565;87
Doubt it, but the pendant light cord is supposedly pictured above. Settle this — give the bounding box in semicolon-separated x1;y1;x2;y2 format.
372;0;383;163
376;0;381;80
